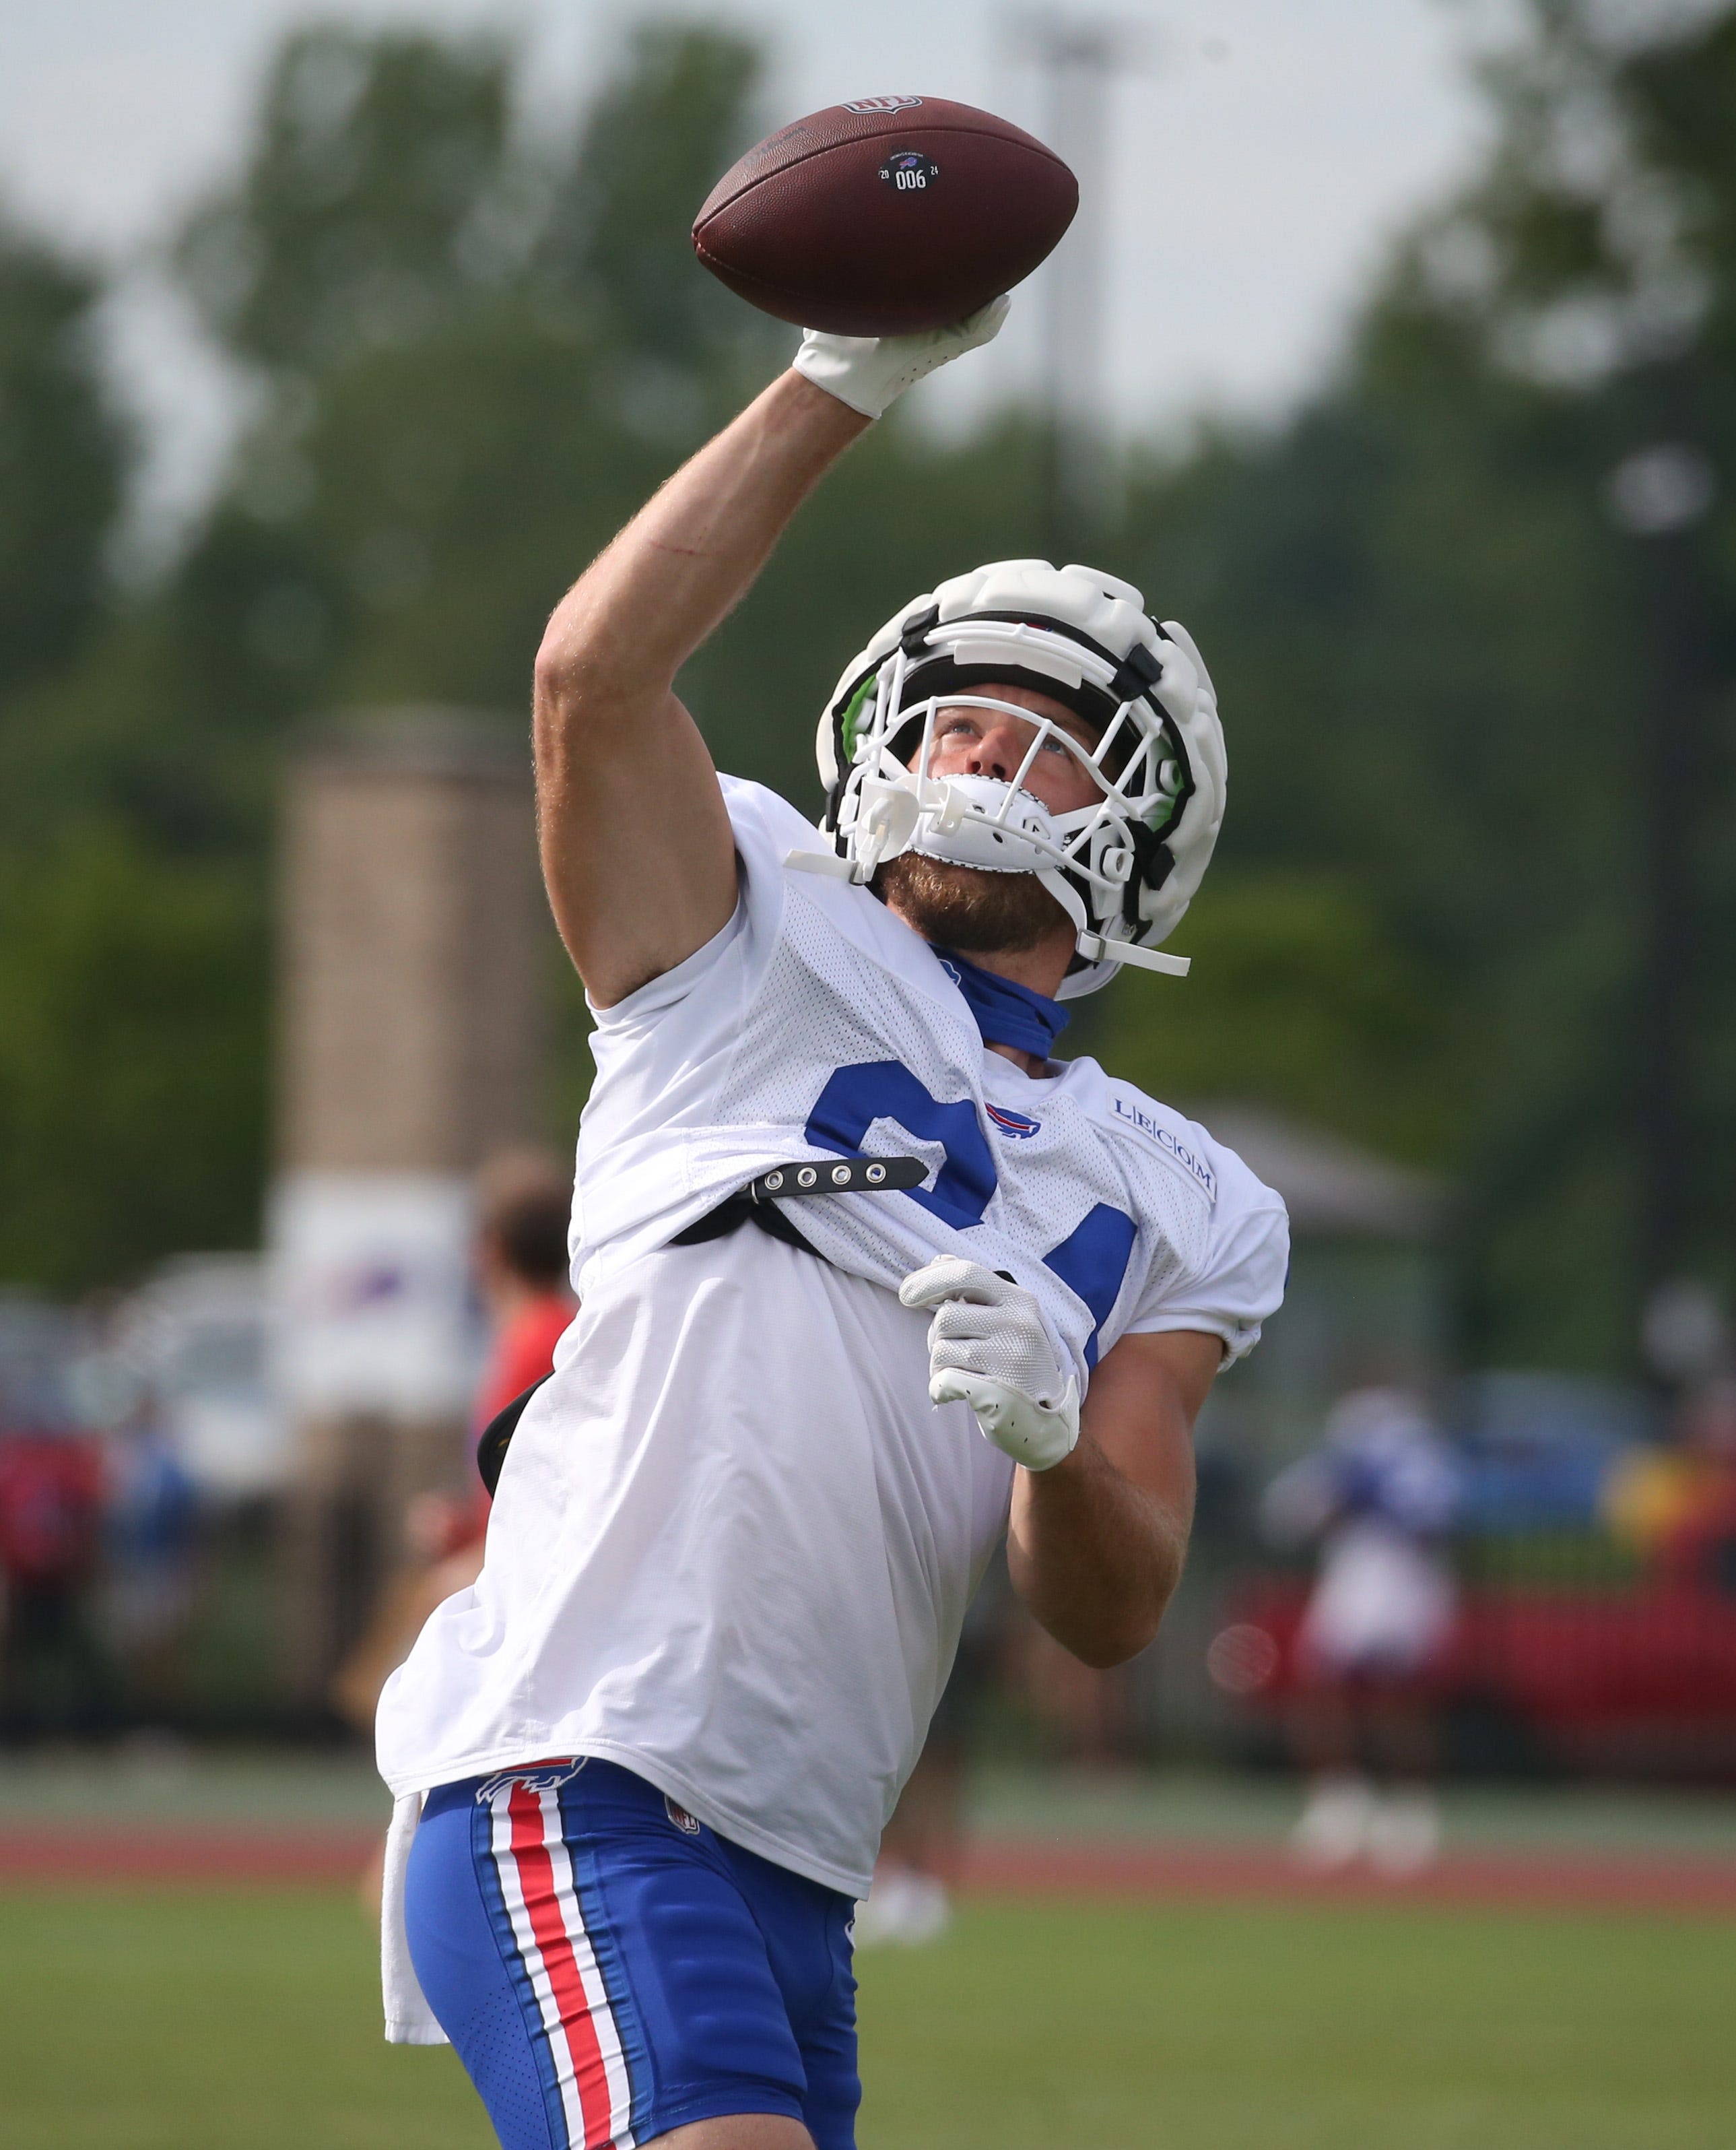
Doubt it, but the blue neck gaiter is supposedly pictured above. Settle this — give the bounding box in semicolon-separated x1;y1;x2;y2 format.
935;950;1071;1060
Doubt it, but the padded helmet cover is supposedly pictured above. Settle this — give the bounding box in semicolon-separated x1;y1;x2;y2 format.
815;560;1227;996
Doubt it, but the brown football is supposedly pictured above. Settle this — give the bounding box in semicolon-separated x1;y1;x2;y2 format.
692;96;1077;337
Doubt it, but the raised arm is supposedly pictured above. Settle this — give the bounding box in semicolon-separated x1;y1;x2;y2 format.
532;303;1009;1009
532;372;868;1008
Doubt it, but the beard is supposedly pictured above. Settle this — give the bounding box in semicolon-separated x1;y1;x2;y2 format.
873;852;1068;956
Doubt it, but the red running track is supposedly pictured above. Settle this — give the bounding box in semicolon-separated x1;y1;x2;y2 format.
3;1826;1735;1916
959;1835;1736;1917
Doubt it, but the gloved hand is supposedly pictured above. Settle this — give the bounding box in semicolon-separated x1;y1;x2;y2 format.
791;296;1010;421
898;1255;1079;1472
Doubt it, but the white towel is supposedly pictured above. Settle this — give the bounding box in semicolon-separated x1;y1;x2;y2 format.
380;1791;448;2045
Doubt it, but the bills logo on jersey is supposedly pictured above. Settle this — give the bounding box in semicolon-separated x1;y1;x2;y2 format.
475;1759;585;1803
986;1102;1042;1140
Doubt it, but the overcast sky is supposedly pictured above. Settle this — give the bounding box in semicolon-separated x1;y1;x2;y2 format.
0;0;1512;551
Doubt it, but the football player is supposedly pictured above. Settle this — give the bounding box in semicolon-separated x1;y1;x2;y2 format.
1262;1387;1461;1875
376;300;1289;2150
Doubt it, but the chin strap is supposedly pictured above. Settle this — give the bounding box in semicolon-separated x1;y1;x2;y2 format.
1075;930;1191;978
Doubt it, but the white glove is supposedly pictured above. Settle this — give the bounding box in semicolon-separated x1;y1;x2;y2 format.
792;296;1010;421
899;1256;1079;1472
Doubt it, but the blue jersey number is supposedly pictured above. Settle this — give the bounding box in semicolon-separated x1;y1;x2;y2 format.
805;1061;1137;1357
1042;1204;1139;1368
805;1060;997;1229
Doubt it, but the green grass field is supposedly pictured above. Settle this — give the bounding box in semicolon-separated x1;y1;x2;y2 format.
1;1887;1731;2149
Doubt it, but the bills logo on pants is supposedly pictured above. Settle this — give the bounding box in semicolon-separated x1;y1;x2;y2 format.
479;1773;644;2149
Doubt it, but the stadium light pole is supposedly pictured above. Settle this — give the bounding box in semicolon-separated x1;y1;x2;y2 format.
1013;11;1153;565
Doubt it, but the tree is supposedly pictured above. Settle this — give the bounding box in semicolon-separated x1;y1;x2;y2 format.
540;22;778;414
1098;0;1736;1369
156;22;781;773
0;22;784;1291
0;826;267;1291
9;0;1732;1365
0;220;127;698
176;26;527;380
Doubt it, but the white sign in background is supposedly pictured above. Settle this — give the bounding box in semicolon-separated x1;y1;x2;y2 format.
267;1171;483;1419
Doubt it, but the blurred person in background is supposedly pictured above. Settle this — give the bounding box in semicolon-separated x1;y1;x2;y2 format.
0;1402;112;1745
331;1154;575;1736
1013;1606;1133;1768
99;1387;200;1732
466;1151;578;1521
853;1561;1011;1947
1604;1378;1736;1575
1261;1386;1461;1875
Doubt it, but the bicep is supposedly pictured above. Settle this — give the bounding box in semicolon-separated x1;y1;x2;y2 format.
1080;1328;1223;1518
533;680;738;1009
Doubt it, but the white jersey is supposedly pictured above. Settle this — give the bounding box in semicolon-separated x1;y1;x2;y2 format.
377;777;1288;1895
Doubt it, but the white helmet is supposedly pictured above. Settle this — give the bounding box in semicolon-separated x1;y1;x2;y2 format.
813;560;1227;996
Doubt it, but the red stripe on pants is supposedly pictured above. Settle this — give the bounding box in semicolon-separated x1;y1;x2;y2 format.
508;1782;617;2149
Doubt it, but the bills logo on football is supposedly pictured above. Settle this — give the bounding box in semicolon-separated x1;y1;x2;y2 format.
986;1103;1042;1140
879;150;939;193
